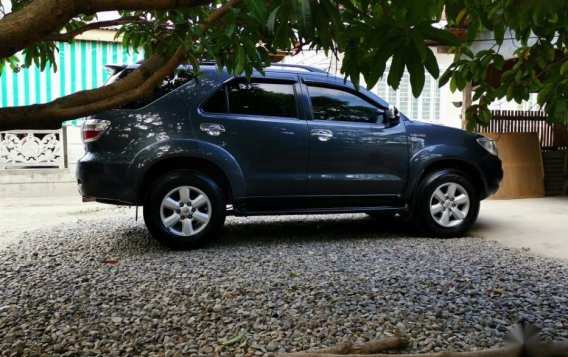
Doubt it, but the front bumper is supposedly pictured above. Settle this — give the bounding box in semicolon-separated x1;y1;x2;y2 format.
477;154;503;199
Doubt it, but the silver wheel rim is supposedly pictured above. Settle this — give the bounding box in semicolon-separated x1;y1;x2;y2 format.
429;182;470;228
160;185;212;237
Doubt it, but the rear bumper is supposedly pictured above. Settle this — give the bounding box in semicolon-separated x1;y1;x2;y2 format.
477;154;503;199
76;153;131;204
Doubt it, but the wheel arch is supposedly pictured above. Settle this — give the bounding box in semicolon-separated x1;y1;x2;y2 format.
138;157;234;204
408;159;486;201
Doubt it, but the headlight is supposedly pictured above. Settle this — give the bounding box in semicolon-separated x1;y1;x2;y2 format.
477;137;498;156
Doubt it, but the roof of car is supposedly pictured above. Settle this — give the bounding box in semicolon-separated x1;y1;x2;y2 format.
104;61;389;108
106;62;336;77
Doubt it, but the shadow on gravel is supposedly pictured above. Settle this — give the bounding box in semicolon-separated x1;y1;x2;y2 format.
213;214;425;248
110;214;468;254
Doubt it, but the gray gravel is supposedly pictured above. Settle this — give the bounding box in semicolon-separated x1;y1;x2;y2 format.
1;213;567;356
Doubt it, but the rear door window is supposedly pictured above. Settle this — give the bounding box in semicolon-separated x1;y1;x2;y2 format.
202;79;298;118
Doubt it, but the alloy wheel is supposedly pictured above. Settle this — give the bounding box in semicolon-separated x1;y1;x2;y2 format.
159;185;212;237
429;182;470;228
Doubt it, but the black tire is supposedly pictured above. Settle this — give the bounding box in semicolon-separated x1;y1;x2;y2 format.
143;170;226;249
412;169;480;238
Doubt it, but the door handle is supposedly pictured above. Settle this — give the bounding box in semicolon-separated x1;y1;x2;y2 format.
200;123;225;137
310;129;333;142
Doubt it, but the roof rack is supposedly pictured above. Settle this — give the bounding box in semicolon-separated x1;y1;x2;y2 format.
266;64;327;73
107;61;328;74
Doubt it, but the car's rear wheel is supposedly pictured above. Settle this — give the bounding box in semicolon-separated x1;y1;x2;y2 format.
413;169;480;237
143;170;226;249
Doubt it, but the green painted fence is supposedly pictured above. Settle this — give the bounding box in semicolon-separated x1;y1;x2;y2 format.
0;40;143;127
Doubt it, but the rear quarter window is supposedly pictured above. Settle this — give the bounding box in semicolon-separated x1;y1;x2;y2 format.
114;69;193;109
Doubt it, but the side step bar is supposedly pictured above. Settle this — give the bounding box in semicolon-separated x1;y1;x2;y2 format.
227;205;408;217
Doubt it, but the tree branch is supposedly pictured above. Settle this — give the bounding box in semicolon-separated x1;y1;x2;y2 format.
287;337;408;355
0;0;244;131
43;17;154;42
87;0;214;12
0;0;214;59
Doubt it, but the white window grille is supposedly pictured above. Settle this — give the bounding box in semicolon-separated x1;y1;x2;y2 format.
372;67;442;122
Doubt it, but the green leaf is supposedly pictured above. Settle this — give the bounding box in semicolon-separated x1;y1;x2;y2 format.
537;84;554;105
461;46;475;59
561;61;568;76
493;55;505;70
466;117;477;132
364;45;395;90
221;333;245;346
494;23;505;45
235;45;245;75
244;0;267;21
407;57;426;97
320;0;345;48
423;49;439;78
465;105;479;131
449;76;457;92
472;90;484;102
274;23;290;49
293;0;312;38
455;9;468;25
467;17;480;43
454;71;467;90
387;53;405;90
410;31;427;62
419;25;462;47
438;65;454;87
480;107;492;124
267;6;279;34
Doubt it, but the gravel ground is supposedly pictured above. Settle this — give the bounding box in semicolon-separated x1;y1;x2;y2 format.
1;213;567;356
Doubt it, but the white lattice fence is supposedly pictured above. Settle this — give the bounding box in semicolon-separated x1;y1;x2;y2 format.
0;130;66;169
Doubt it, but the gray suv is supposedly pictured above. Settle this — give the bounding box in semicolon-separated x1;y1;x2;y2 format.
77;64;503;249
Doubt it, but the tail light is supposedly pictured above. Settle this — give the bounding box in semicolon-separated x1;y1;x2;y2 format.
82;119;111;143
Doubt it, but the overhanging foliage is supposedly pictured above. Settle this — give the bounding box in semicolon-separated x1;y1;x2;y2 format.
0;0;567;130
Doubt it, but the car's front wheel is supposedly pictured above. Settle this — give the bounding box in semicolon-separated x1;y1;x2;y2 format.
413;169;480;238
143;170;226;249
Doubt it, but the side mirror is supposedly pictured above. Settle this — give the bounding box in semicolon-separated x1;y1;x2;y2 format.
387;105;400;124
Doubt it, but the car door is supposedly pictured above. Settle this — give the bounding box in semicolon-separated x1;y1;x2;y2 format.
302;80;408;196
195;74;309;197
